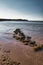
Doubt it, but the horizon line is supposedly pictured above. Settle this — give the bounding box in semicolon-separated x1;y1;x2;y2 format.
0;18;43;21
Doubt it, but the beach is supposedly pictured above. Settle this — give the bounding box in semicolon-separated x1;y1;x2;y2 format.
0;38;43;65
0;21;43;65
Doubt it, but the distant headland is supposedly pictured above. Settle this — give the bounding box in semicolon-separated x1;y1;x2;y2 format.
0;19;28;21
0;19;43;22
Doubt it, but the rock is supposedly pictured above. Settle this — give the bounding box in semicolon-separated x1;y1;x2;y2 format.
4;50;10;53
13;33;16;38
23;39;30;43
22;39;30;45
1;61;21;65
34;44;43;51
14;28;21;34
13;28;25;41
29;41;37;47
27;36;31;40
19;32;25;37
24;42;29;45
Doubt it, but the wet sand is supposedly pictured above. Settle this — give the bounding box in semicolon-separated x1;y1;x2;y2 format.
0;35;43;65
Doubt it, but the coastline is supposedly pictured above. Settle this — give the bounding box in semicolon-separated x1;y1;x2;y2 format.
0;19;43;22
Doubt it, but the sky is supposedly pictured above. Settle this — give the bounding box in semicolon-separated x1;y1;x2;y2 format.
0;0;43;21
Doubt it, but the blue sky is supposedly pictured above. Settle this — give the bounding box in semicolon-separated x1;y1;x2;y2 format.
0;0;43;20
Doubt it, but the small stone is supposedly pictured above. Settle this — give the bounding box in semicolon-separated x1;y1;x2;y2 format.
34;44;43;51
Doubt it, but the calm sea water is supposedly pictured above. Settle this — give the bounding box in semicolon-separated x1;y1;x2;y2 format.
0;21;43;43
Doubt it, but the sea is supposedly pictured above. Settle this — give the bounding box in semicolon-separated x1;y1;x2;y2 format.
0;21;43;44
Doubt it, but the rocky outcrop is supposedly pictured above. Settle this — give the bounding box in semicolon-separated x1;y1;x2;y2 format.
13;28;43;52
13;29;36;45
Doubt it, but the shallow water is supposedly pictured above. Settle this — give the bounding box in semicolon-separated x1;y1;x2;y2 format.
0;21;43;43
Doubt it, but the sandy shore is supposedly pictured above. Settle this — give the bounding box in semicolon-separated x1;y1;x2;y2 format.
0;37;43;65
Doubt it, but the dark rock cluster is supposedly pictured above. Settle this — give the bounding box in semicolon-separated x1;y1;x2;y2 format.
13;28;43;52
